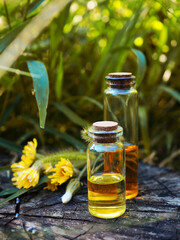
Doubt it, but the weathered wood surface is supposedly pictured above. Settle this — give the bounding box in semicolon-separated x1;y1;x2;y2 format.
0;162;180;240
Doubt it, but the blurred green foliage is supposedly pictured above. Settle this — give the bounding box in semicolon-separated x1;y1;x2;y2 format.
0;0;180;169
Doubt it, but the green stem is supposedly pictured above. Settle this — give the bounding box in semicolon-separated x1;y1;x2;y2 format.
33;152;87;169
3;0;11;29
0;65;37;78
36;153;44;159
23;0;30;21
92;162;104;175
78;164;87;180
92;153;102;171
0;91;9;121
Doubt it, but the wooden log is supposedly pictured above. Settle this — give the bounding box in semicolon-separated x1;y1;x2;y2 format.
0;162;180;240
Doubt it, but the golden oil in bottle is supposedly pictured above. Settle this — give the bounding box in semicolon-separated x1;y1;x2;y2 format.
125;144;138;199
88;173;126;218
104;72;139;199
87;121;126;219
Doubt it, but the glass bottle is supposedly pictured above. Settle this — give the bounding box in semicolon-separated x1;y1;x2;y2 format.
87;121;126;219
104;72;138;199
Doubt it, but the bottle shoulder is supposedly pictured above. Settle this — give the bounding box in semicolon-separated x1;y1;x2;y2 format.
104;87;138;96
88;142;123;153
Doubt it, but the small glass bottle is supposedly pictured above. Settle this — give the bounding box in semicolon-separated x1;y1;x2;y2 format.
87;121;126;219
104;72;138;199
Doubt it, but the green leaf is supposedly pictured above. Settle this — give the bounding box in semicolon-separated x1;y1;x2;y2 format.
159;84;180;102
139;106;150;155
27;60;49;128
166;132;173;151
109;47;147;89
0;175;49;205
0;165;11;172
132;48;147;89
0;0;72;79
24;115;44;146
0;22;28;53
16;130;35;145
159;26;168;49
55;52;63;100
50;3;71;72
0;137;22;154
24;115;85;150
81;96;103;110
0;94;21;127
87;2;143;95
37;175;49;185
28;0;45;14
0;188;28;205
45;125;86;150
54;102;89;127
0;188;17;197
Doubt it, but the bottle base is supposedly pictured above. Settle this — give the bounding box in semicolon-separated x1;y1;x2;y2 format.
88;205;126;219
126;190;138;200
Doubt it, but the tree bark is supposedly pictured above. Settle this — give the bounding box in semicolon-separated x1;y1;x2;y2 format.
0;162;180;240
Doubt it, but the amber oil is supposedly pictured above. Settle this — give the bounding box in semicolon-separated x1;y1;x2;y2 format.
104;72;139;200
88;173;126;218
125;143;138;199
87;121;126;219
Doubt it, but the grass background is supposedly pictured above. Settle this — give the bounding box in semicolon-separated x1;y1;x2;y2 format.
0;0;180;170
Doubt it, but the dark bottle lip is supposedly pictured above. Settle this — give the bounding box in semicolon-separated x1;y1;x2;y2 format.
88;125;123;143
105;73;136;89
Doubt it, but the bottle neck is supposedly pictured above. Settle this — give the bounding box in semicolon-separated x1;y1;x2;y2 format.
93;133;117;143
106;76;135;90
88;124;123;144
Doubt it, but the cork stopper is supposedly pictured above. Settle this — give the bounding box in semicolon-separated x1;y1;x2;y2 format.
108;72;132;78
105;72;135;89
89;121;122;143
93;121;118;131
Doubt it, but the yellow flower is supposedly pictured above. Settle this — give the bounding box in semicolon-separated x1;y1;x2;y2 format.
48;158;73;185
43;163;53;174
12;167;39;189
11;161;29;175
44;181;58;191
11;138;38;180
21;138;37;166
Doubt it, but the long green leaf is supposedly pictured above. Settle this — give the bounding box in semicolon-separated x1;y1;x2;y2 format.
0;0;72;79
16;130;35;145
0;175;49;205
24;115;85;149
0;94;21;127
24;115;44;146
27;60;49;128
54;102;89;127
166;132;173;151
55;52;63;100
81;96;103;110
114;5;144;72
132;48;147;89
0;165;11;172
36;175;49;185
109;47;146;89
0;188;17;197
0;137;22;154
50;3;71;73
87;2;143;95
45;125;85;150
28;0;45;14
138;106;150;155
0;22;28;53
159;84;180;102
0;188;28;205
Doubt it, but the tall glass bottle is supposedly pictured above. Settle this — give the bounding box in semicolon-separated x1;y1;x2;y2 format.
104;72;138;199
87;121;126;219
